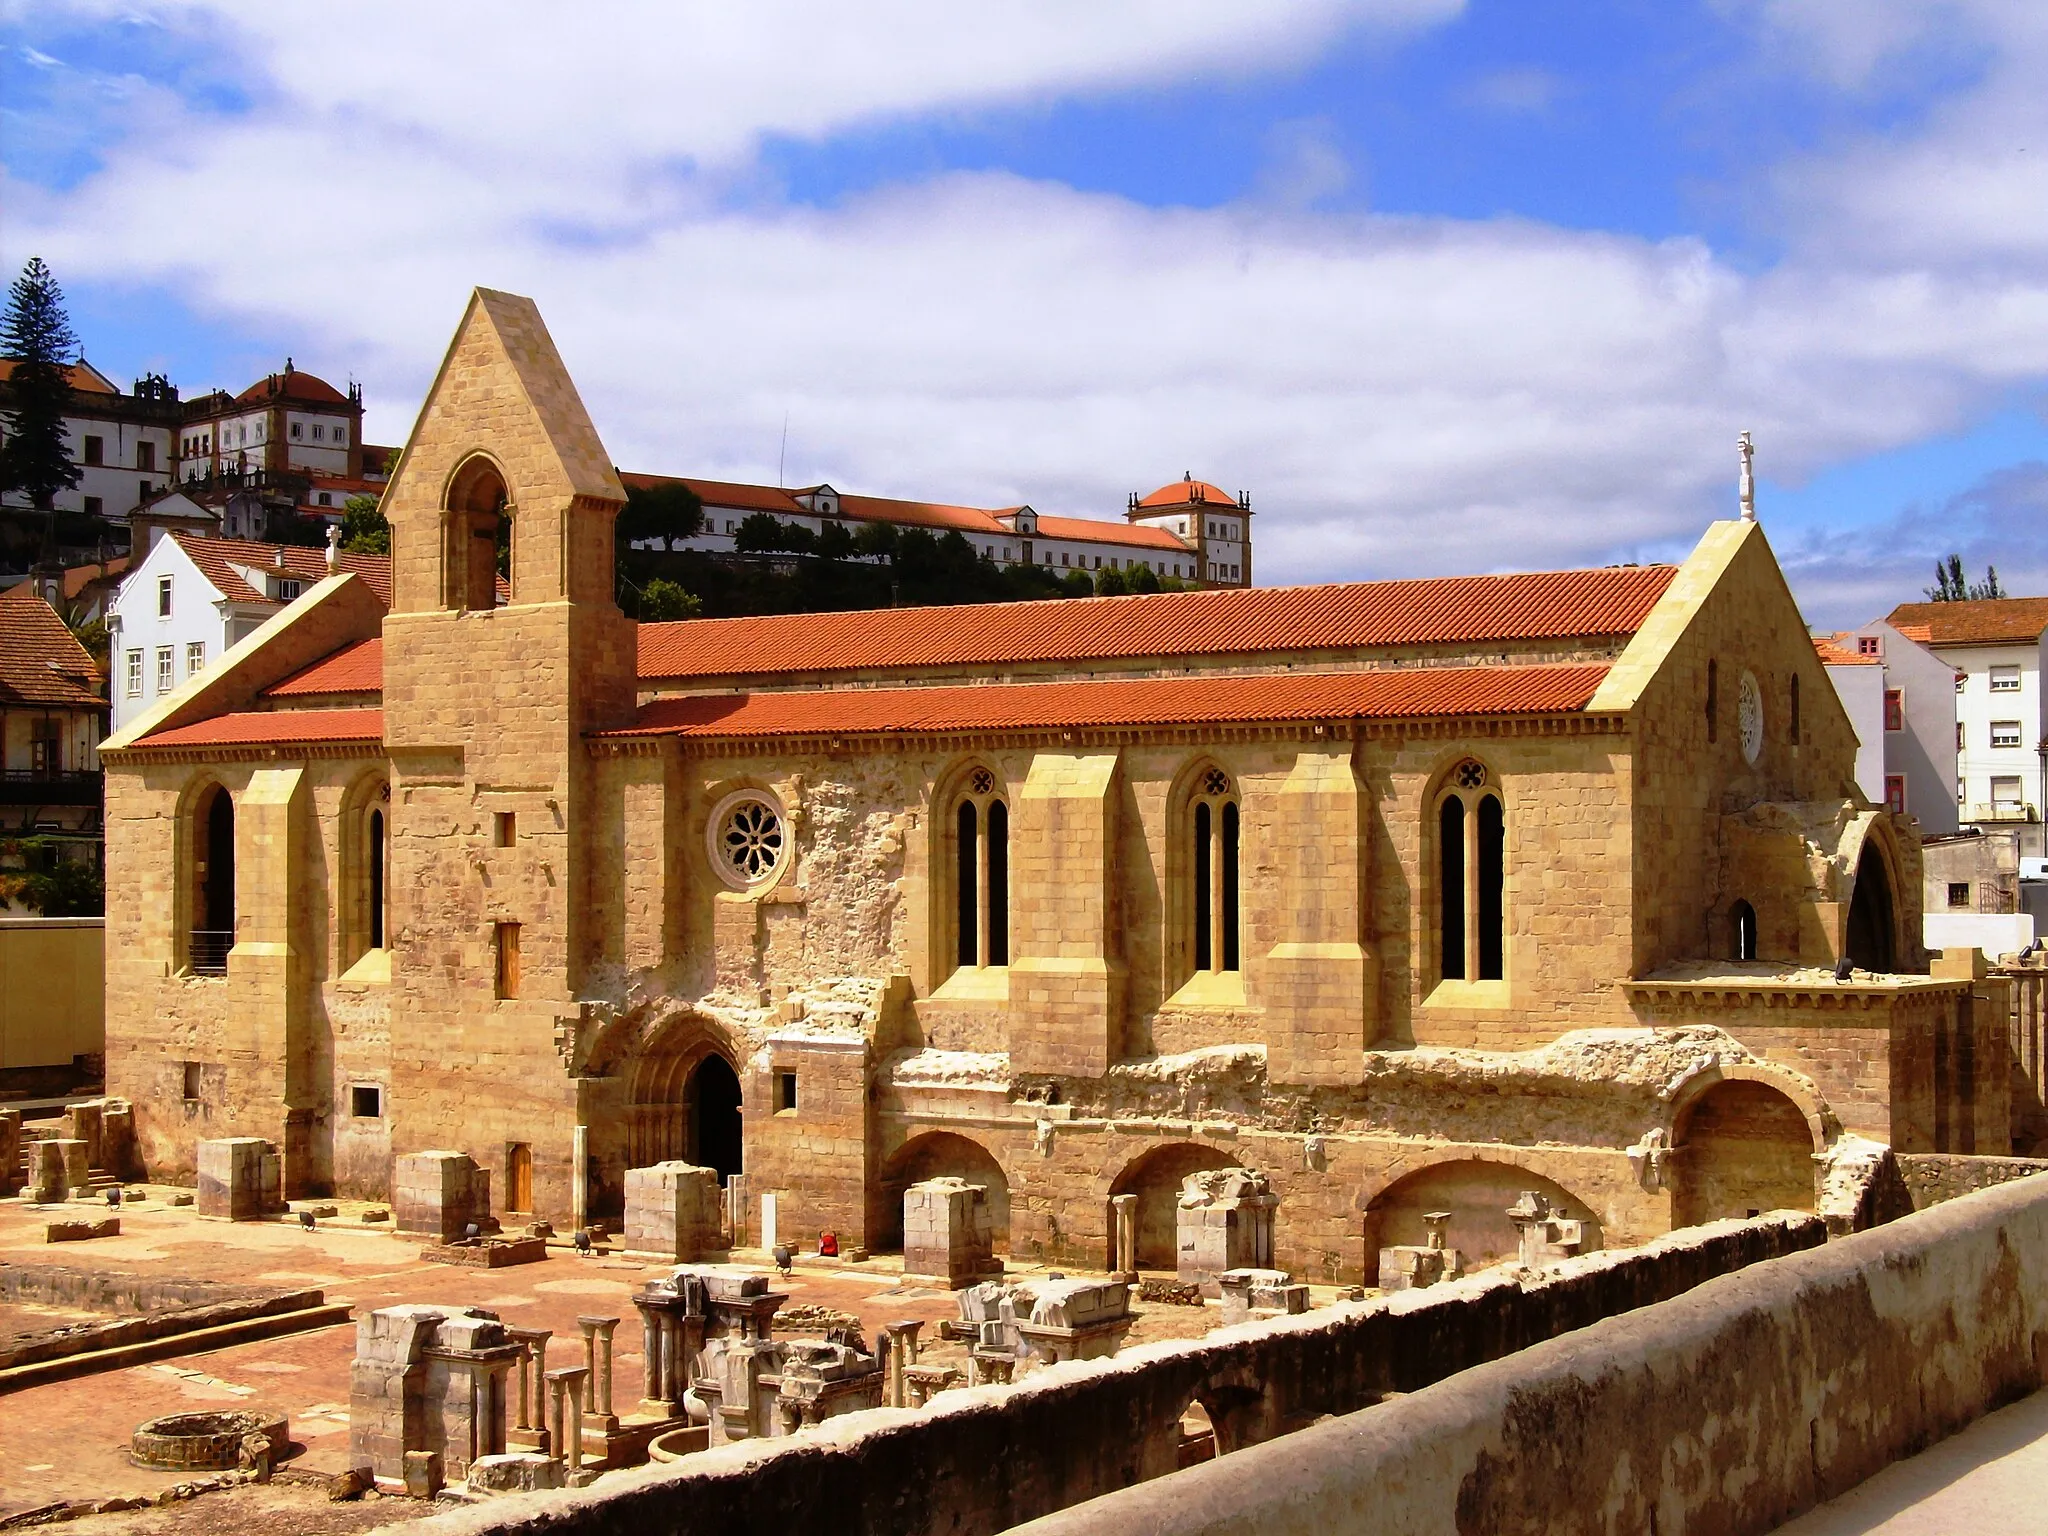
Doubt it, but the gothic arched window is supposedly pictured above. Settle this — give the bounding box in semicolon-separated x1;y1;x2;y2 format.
1190;765;1240;974
1436;758;1504;984
954;767;1009;970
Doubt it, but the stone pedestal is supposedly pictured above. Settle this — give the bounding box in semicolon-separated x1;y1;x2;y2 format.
1217;1268;1309;1325
62;1101;103;1170
1014;1278;1132;1366
1508;1191;1585;1270
56;1138;91;1197
197;1137;283;1220
1176;1167;1276;1297
29;1139;67;1203
394;1150;491;1244
468;1452;562;1494
623;1162;722;1261
348;1304;522;1493
902;1177;998;1289
1377;1246;1446;1291
634;1266;786;1419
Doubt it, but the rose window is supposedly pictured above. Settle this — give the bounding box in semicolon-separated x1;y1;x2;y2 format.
718;799;784;884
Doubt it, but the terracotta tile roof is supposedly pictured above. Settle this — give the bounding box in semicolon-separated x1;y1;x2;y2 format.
600;663;1610;741
1814;636;1878;667
265;638;383;698
139;706;384;749
63;556;129;600
1027;513;1188;553
231;368;350;408
1891;622;1933;644
1885;597;2048;646
0;357;119;395
1136;475;1238;511
168;532;392;607
0;585;105;708
638;564;1675;681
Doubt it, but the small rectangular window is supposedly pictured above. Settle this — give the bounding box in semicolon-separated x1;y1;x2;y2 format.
156;646;174;693
182;1061;202;1099
84;495;102;517
1993;776;2023;805
124;649;143;698
494;811;516;847
776;1071;798;1113
290;422;303;439
276;579;301;601
1857;635;1880;656
1989;666;2020;692
139;477;152;504
351;1084;383;1118
1992;721;2022;749
495;922;521;999
1884;690;1905;732
186;640;205;677
158;575;173;617
1884;774;1906;815
1947;882;1972;909
83;435;104;465
312;424;325;440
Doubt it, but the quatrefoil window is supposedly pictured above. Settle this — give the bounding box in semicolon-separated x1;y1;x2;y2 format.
1202;768;1231;797
1454;759;1489;790
969;768;996;797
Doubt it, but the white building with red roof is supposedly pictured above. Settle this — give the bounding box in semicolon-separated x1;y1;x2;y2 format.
175;360;365;485
0;358;181;529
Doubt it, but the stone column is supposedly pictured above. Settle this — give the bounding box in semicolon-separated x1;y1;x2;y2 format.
884;1320;923;1408
1111;1194;1138;1280
571;1124;588;1234
1423;1211;1451;1253
56;1138;90;1197
578;1316;619;1420
507;1328;550;1435
547;1366;588;1477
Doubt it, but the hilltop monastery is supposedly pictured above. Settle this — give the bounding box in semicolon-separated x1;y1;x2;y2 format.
97;290;2001;1283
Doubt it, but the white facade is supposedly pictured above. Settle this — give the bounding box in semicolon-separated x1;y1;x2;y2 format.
1842;621;1961;835
0;409;174;524
1822;650;1886;808
106;535;284;732
1947;636;2047;823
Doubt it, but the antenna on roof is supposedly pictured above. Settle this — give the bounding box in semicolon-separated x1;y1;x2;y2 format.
1738;431;1756;523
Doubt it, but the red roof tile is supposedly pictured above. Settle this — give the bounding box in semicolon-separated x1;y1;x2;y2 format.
63;556;129;600
265;638;382;697
600;663;1610;741
1892;622;1933;644
0;357;120;395
169;532;392;607
1028;513;1188;553
638;565;1674;681
1814;636;1878;667
0;585;103;708
1136;475;1239;511
231;368;350;408
139;707;384;749
1885;597;2048;646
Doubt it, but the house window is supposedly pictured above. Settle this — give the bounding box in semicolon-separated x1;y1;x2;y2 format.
158;575;172;617
1731;899;1757;962
1190;766;1241;974
1885;775;1906;815
1858;635;1880;656
1947;883;1972;909
368;805;387;949
1992;776;2023;806
953;767;1009;970
137;441;155;471
1437;759;1505;984
1990;666;2020;692
317;491;332;507
156;646;174;693
84;496;102;518
83;435;104;465
183;1061;203;1100
290;422;303;439
124;649;143;697
494;922;521;999
276;579;301;601
776;1072;798;1114
333;425;347;445
312;424;325;440
1992;721;2022;749
139;478;152;504
186;640;205;676
351;1084;383;1118
494;811;517;848
188;783;235;976
1884;690;1905;732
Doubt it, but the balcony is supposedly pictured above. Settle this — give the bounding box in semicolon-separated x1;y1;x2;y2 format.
0;769;103;807
1968;802;2040;824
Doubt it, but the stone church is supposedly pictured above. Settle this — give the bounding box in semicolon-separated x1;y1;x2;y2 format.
98;289;2001;1285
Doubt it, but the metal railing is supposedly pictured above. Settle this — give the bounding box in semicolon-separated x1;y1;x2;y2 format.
187;930;233;977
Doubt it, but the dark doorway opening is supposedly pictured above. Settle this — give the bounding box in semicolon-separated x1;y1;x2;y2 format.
689;1055;743;1184
1845;843;1896;973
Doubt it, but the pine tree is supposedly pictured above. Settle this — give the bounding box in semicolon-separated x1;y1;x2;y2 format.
1925;554;2007;603
0;257;83;562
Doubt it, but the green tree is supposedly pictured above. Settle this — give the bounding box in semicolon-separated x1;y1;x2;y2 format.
340;493;389;554
617;477;704;550
1126;562;1162;594
1093;565;1130;596
0;258;83;562
1925;554;2007;602
734;511;814;554
814;520;856;561
636;576;701;621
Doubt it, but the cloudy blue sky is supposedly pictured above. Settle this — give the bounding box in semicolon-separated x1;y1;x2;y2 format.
3;1;2044;623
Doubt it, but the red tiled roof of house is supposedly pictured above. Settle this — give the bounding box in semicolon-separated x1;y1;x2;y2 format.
1814;636;1878;667
0;584;105;708
169;532;392;607
1885;597;2048;646
0;357;120;395
139;706;384;749
1029;513;1188;552
638;564;1675;681
231;368;350;408
64;556;129;600
265;638;382;697
599;663;1610;741
1891;622;1933;644
1136;475;1238;511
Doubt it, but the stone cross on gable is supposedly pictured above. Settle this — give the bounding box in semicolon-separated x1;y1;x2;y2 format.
1739;430;1757;522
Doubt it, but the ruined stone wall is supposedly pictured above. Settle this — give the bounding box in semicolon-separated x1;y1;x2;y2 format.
1010;1174;2048;1536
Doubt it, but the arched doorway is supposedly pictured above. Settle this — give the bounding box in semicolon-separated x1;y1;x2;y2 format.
1362;1160;1601;1273
688;1055;743;1184
1845;842;1896;973
875;1132;1010;1254
1670;1079;1817;1227
190;784;235;975
1107;1143;1240;1272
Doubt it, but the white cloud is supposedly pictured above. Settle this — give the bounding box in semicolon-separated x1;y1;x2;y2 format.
4;0;2048;622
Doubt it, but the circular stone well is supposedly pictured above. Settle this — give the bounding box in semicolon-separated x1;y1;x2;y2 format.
131;1410;289;1471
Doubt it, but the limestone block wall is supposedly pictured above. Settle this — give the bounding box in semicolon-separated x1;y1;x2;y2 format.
1008;753;1124;1077
742;1032;870;1250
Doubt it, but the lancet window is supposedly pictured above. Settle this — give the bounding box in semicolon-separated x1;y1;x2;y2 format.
1436;758;1505;984
954;767;1009;970
1190;765;1241;974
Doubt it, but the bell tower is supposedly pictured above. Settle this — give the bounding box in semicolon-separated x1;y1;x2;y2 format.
377;289;638;1213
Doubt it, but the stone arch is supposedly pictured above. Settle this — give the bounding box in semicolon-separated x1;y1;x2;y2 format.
1845;828;1902;974
1164;755;1243;985
1423;752;1508;987
1107;1141;1241;1271
179;776;236;976
874;1131;1010;1254
442;451;511;610
589;1010;747;1187
930;756;1010;976
1360;1156;1601;1272
1669;1074;1822;1227
337;769;391;968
